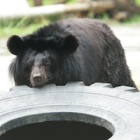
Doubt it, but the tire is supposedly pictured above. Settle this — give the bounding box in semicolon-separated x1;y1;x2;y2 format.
0;82;140;140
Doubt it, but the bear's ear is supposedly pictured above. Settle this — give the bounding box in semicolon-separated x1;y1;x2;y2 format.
59;35;79;54
7;35;24;55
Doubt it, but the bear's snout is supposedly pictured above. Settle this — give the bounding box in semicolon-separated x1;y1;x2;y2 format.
33;73;43;83
30;66;48;87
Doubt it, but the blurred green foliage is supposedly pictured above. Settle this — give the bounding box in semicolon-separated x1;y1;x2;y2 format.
27;0;56;6
0;17;47;38
135;0;140;5
27;0;77;6
0;0;77;38
0;14;65;38
125;14;140;23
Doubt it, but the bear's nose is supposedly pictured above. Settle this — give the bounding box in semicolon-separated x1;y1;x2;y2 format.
33;74;42;83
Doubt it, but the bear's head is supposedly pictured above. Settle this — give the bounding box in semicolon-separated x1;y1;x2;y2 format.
7;33;79;87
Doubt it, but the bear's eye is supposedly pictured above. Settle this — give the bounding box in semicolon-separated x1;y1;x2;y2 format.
27;59;34;66
43;59;50;66
23;63;32;72
23;59;34;72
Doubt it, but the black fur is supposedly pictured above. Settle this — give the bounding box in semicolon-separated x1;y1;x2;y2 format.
7;18;136;88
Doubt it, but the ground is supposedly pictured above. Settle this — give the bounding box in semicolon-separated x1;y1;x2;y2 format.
0;25;140;91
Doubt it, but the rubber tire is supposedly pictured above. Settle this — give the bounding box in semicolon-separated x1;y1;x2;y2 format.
0;82;140;140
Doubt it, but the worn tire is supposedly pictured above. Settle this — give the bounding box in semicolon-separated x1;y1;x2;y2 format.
0;82;140;140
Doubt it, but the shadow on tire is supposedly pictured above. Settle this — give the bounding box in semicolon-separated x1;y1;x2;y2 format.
1;121;112;140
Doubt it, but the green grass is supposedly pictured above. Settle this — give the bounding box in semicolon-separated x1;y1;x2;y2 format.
124;14;140;24
0;14;140;39
66;0;77;4
0;17;49;38
27;0;77;6
0;14;65;39
135;0;140;5
0;0;73;38
27;0;58;7
0;24;41;39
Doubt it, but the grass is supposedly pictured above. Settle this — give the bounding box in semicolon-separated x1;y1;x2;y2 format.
0;0;68;39
27;0;56;6
135;0;140;5
66;0;77;4
0;24;40;39
27;0;77;6
0;14;140;39
0;16;51;39
124;14;140;24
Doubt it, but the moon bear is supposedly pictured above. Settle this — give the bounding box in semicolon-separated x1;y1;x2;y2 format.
7;18;136;88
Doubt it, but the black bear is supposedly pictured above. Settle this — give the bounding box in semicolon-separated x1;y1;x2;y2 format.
7;18;136;88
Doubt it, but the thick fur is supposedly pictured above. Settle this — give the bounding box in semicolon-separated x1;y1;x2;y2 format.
7;18;136;88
